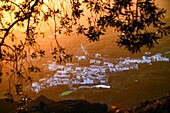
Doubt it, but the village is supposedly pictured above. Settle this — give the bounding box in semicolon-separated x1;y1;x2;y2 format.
28;52;169;93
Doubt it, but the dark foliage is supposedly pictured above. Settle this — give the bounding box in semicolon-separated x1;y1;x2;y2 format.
1;93;167;113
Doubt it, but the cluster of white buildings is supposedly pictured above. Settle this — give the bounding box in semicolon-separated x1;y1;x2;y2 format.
28;52;169;93
143;53;169;62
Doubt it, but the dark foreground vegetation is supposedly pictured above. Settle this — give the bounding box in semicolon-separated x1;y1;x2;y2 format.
0;92;170;113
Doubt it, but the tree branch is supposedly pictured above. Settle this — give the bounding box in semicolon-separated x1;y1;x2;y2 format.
1;0;40;45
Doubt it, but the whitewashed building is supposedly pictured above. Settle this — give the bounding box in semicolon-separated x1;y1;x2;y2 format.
90;59;96;64
77;56;86;60
48;62;57;71
95;53;101;58
108;63;114;68
96;60;101;64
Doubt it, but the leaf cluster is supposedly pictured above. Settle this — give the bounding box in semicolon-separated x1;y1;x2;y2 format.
74;0;170;53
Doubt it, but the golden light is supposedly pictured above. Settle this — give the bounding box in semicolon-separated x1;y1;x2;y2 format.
0;0;71;31
111;105;117;109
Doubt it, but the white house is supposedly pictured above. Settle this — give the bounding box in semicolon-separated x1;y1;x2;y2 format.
95;53;101;58
75;67;82;71
57;65;64;70
66;63;74;67
96;60;101;64
103;62;109;65
108;63;114;68
83;78;93;84
77;56;86;60
32;82;39;87
48;62;58;71
90;59;96;64
54;70;69;77
145;52;151;55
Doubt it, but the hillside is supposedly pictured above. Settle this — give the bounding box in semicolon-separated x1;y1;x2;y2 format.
0;92;169;113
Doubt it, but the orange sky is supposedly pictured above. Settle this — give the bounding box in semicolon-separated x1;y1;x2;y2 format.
1;0;169;33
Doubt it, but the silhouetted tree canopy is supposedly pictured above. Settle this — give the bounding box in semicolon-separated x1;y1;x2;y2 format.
0;0;170;103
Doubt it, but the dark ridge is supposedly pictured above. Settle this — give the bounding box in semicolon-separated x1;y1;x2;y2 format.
129;92;170;113
0;92;170;113
0;99;18;113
